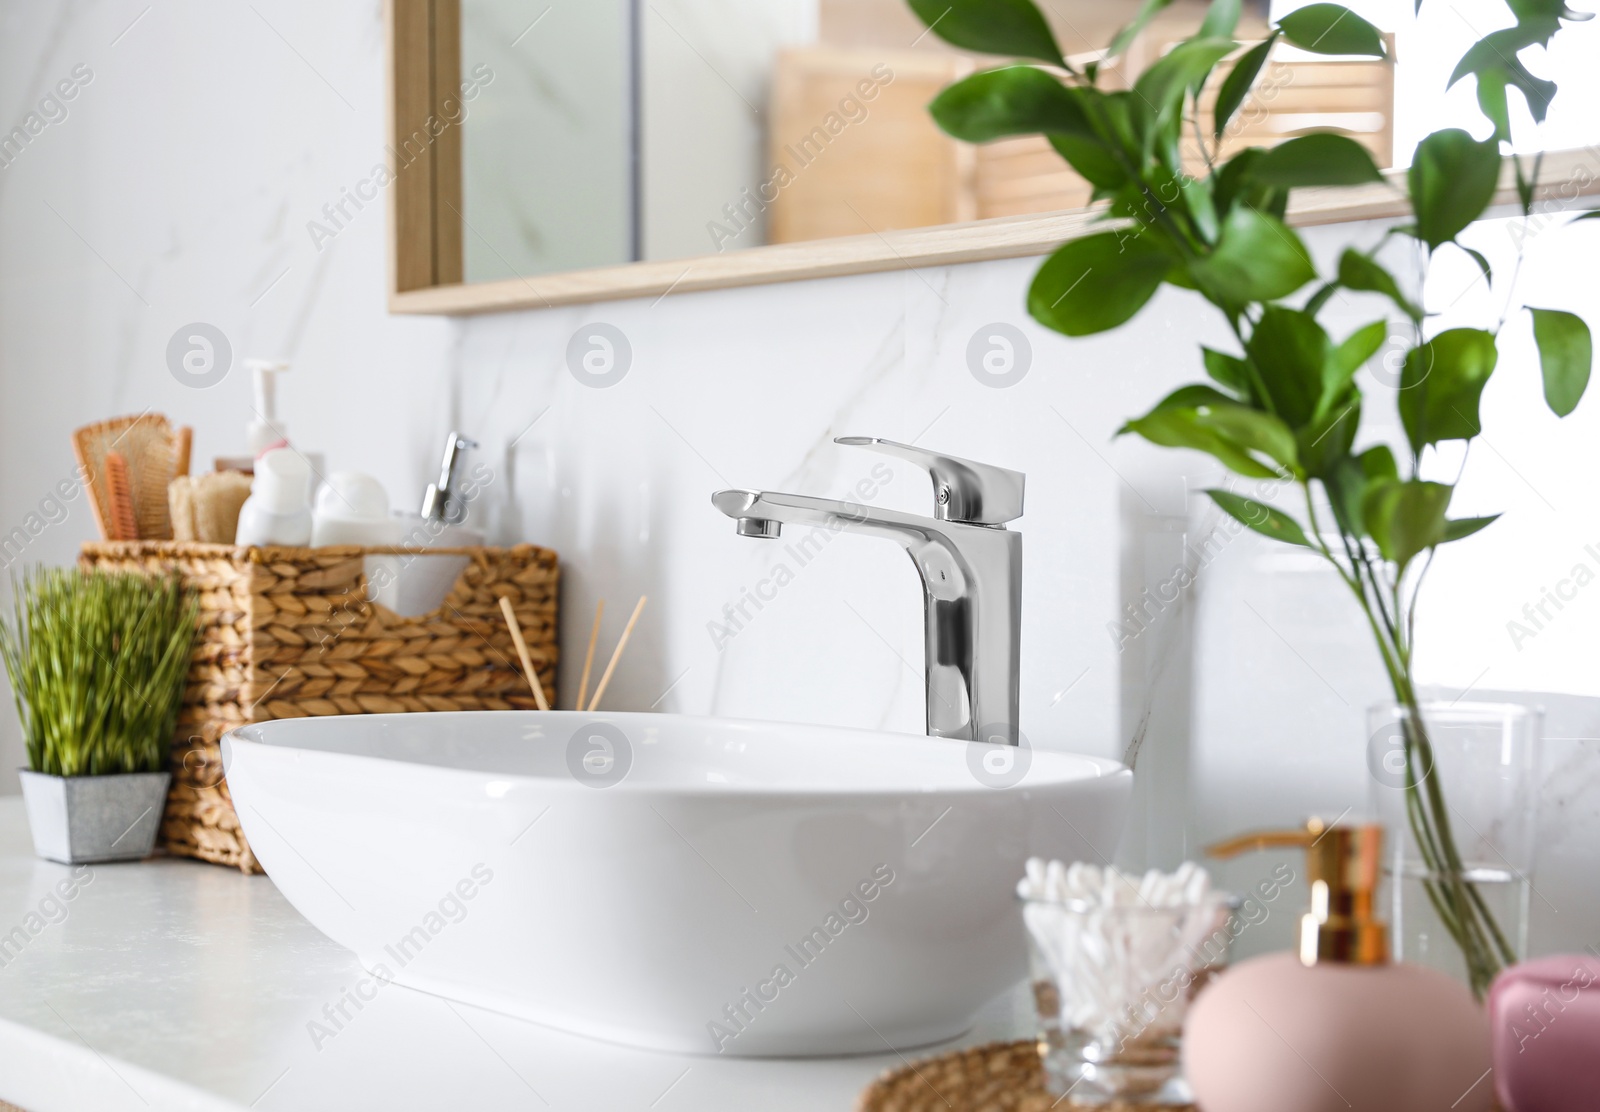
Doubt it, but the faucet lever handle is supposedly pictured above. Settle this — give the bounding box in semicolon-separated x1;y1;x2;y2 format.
835;437;1024;525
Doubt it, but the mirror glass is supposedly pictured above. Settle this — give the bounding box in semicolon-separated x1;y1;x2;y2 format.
454;0;1398;282
462;0;634;279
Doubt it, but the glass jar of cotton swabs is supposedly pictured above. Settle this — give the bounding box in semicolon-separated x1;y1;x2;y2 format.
1018;860;1238;1106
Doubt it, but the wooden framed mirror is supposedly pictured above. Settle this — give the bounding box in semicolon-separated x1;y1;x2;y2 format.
382;0;1591;316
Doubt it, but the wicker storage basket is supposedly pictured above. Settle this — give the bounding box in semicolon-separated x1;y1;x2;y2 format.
79;542;559;873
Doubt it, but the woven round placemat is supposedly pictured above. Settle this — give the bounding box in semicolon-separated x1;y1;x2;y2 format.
855;1040;1196;1112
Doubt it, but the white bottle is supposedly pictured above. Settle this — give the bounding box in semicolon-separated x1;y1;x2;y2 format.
246;360;292;456
235;449;313;546
311;472;401;546
242;359;324;499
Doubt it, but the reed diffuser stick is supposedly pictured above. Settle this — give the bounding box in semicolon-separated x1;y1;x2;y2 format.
497;596;550;711
586;595;646;712
575;599;605;712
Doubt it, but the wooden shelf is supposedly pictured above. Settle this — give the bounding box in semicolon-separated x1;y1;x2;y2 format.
390;148;1600;316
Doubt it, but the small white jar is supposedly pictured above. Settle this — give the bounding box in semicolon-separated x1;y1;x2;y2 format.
311;472;401;547
234;449;313;546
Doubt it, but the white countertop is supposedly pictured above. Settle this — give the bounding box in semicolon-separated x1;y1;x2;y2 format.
0;799;1031;1112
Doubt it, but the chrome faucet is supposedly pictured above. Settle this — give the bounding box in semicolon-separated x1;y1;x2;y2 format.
420;431;478;524
712;437;1023;745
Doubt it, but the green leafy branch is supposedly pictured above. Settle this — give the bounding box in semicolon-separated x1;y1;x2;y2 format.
909;0;1596;996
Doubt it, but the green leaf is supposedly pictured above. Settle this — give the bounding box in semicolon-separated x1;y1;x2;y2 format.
1476;67;1512;140
908;0;1066;65
1442;514;1500;542
1277;4;1387;56
1326;445;1398;535
1303;281;1339;316
1134;37;1238;124
1512;61;1557;122
1469;58;1557;129
1507;0;1592;22
1091;91;1145;156
1337;249;1423;321
1570;208;1600;224
1126;388;1300;475
1516;156;1536;215
1452;21;1564;138
1203;346;1253;396
1199;0;1243;39
1213;147;1288;220
1189;207;1316;305
1333;320;1390;374
1450;22;1560;87
1213;35;1277;140
1328;319;1390;396
1358;444;1399;484
1057;91;1145;188
1198;405;1301;472
1206;489;1312;547
1181;175;1220;243
1408;129;1502;252
1124;410;1283;479
1529;307;1592;416
1149;384;1242;412
1251;133;1385;186
1458;244;1493;286
1107;0;1177;58
1325;460;1364;535
930;67;1091;142
1028;230;1172;336
1449;18;1562;127
1298;391;1361;478
1245;306;1330;427
1049;133;1128;189
1363;479;1453;571
1399;328;1499;453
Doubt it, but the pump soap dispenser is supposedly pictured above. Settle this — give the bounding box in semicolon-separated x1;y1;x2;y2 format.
1184;818;1491;1112
246;359;292;456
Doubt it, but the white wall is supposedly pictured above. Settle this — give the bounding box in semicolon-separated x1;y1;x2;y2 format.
2;0;1598;961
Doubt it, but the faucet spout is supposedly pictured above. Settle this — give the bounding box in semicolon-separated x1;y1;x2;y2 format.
711;489;934;542
710;440;1023;745
734;517;782;539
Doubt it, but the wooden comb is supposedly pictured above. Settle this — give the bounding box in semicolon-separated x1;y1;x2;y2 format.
72;414;178;540
104;452;139;541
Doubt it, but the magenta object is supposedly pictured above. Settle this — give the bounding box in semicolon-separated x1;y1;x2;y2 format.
1489;954;1600;1112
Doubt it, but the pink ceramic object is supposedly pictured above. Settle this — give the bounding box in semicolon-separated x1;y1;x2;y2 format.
1489;954;1600;1112
1185;820;1492;1112
1185;951;1491;1112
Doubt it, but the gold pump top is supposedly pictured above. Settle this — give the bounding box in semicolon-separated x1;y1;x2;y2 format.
1207;817;1389;968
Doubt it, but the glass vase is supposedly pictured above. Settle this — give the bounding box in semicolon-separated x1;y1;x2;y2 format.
1367;701;1542;990
1023;893;1234;1105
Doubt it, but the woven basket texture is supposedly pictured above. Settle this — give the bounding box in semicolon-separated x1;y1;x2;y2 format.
79;542;558;872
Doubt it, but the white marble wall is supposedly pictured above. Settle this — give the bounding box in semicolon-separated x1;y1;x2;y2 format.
2;1;1598;962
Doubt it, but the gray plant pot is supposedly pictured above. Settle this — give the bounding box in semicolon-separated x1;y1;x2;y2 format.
19;770;170;864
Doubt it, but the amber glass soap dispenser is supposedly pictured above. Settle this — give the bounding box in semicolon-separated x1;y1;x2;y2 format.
1184;819;1491;1112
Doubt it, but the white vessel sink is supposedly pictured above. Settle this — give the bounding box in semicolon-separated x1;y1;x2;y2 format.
224;711;1131;1056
